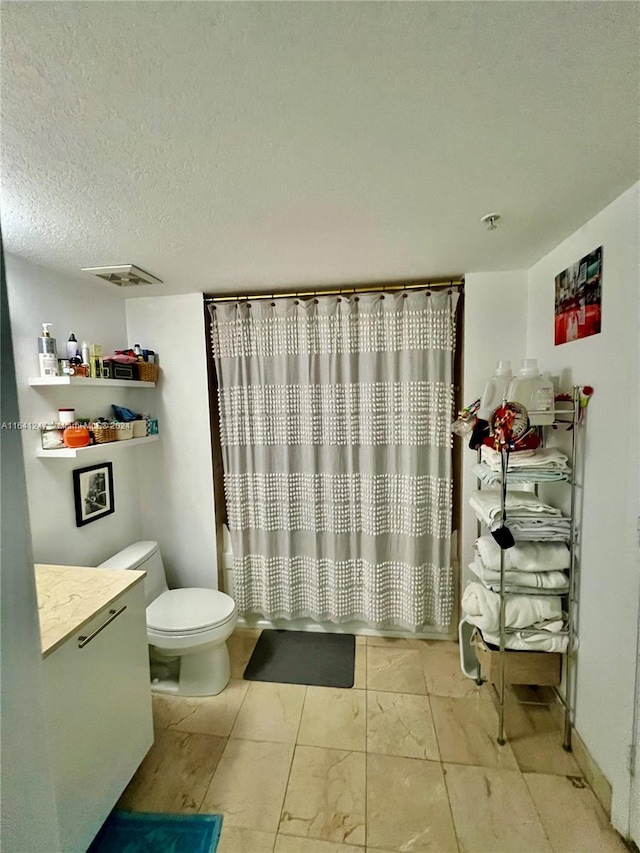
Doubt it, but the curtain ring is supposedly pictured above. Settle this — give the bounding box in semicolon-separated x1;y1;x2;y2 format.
402;292;408;299
380;293;385;300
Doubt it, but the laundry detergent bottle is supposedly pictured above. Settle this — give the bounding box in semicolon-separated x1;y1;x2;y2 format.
478;361;512;420
507;359;555;425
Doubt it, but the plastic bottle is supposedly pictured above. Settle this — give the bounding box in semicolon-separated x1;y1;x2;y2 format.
478;361;512;420
67;333;78;360
81;341;91;367
507;359;555;425
38;323;59;377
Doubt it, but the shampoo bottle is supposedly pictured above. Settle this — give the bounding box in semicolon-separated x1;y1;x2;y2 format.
38;324;59;377
478;361;512;420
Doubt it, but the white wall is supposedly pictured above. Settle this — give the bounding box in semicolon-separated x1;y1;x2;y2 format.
527;183;640;832
461;272;529;573
1;257;61;852
5;254;145;565
126;294;218;589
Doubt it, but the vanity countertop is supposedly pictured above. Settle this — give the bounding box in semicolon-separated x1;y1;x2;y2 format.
35;564;145;658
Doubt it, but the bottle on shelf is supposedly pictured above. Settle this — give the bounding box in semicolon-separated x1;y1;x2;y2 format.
81;341;91;368
38;323;59;377
67;333;78;360
507;359;555;425
478;360;512;420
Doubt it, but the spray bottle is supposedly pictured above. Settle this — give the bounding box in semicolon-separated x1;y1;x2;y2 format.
38;324;59;377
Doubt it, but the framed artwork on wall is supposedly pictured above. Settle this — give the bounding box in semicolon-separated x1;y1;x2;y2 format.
554;246;603;345
73;462;115;527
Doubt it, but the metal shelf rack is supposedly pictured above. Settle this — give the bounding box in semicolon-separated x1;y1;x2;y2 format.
472;386;583;750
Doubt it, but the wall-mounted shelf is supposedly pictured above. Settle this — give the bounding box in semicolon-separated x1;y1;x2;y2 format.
36;435;159;459
29;377;156;389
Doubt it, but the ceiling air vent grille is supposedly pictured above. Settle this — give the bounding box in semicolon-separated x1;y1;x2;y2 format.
81;265;163;287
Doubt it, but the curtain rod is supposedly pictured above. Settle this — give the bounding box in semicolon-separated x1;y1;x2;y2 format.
205;279;463;304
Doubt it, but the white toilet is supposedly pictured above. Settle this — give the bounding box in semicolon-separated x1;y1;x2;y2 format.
99;541;237;696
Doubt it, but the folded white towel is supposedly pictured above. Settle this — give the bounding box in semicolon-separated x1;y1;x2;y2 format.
469;490;563;526
507;519;571;542
481;445;570;472
482;628;570;653
461;581;563;633
469;559;569;591
472;463;570;485
476;536;570;572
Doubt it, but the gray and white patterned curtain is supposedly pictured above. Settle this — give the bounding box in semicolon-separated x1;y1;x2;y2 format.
208;289;459;632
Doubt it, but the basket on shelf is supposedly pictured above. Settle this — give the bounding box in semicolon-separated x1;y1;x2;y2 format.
91;423;118;444
136;362;159;382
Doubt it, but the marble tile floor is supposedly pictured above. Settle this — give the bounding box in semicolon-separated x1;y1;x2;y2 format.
118;630;628;853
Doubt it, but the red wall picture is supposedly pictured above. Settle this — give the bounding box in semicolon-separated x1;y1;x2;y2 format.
554;247;603;345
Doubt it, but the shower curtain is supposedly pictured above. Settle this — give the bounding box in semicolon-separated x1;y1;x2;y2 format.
208;289;459;632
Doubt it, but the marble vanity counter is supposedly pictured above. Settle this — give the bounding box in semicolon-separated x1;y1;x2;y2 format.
35;564;145;658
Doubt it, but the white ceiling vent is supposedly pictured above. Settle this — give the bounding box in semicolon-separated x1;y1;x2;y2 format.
81;264;163;287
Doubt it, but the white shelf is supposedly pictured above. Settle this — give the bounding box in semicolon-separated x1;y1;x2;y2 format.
29;377;155;388
36;435;159;458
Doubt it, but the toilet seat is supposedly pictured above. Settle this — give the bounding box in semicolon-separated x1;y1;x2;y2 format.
147;588;236;634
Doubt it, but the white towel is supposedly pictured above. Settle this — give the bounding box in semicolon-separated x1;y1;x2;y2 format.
481;445;570;472
469;490;563;526
461;581;563;633
472;463;570;485
476;536;570;573
507;519;571;541
482;628;570;653
469;559;569;591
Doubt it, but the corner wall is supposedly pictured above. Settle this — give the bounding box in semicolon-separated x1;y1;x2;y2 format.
5;254;143;565
1;251;61;852
125;294;218;589
526;183;640;831
461;272;528;573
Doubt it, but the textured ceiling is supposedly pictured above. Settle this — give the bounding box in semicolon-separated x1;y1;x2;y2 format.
1;1;638;297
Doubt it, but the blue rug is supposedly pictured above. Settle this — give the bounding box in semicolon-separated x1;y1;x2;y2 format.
87;811;223;853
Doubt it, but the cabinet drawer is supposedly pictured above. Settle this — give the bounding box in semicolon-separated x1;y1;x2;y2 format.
43;582;153;853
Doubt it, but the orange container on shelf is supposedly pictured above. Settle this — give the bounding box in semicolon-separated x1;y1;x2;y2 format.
63;425;91;448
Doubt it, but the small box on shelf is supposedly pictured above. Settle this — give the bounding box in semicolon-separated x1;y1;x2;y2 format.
472;628;562;687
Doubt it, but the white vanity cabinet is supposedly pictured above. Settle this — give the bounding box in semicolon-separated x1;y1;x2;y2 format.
36;565;153;853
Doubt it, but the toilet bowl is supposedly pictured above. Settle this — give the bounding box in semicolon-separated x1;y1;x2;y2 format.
98;541;237;696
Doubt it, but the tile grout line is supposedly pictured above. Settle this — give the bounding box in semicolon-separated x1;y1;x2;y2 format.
425;681;463;851
197;636;257;821
521;770;558;853
275;684;307;839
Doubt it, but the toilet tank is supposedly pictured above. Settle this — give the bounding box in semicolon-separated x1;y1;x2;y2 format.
98;540;169;606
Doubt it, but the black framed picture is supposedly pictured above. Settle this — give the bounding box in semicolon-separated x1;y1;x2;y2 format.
73;462;115;527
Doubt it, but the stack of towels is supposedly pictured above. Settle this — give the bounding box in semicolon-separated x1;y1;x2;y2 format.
462;537;571;652
470;536;570;595
472;446;571;486
469;489;571;541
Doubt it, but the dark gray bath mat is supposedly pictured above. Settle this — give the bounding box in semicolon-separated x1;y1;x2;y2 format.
243;629;355;688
